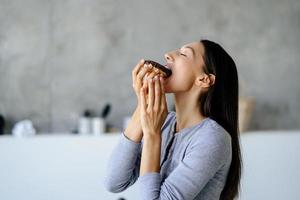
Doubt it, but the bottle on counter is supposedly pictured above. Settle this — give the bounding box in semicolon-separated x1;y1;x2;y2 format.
92;103;111;135
78;110;92;135
92;117;105;136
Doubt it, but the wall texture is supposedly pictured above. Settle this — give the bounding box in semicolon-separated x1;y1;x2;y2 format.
0;0;299;133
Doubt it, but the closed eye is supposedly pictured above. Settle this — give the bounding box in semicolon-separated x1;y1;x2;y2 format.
180;53;186;57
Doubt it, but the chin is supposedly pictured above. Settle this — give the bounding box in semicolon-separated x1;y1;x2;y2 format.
163;78;172;93
163;76;178;93
164;83;177;94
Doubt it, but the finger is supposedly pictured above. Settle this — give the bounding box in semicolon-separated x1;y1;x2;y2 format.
138;65;152;84
142;80;149;102
160;76;167;108
132;59;145;84
142;64;155;81
143;70;159;84
148;77;154;110
143;72;151;84
140;84;147;113
132;59;145;77
154;75;161;111
148;70;159;79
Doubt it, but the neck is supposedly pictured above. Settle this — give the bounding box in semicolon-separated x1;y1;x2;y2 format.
173;91;207;133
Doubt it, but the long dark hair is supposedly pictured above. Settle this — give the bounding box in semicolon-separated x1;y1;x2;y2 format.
199;39;242;200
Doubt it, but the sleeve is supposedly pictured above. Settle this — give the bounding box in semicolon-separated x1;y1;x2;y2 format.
103;132;142;193
137;130;231;200
103;111;175;193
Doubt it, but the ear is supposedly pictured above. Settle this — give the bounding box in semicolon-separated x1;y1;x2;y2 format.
195;73;215;88
208;73;215;86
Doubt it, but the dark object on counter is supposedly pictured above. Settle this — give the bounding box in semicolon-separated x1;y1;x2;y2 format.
144;60;172;78
71;129;78;134
101;103;111;119
83;109;93;117
0;114;5;135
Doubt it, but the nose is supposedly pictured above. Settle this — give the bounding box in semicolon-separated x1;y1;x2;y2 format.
164;52;172;62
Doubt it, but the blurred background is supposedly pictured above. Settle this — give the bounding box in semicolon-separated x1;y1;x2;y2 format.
0;0;299;200
0;0;299;133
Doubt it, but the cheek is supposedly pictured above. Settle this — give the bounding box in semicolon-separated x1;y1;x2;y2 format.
164;67;195;92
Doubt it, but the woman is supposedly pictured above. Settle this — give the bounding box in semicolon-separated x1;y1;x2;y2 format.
104;40;242;200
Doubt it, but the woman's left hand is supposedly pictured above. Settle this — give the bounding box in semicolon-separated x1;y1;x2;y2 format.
140;75;168;136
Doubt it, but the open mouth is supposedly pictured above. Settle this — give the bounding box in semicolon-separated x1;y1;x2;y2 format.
144;60;172;78
164;63;173;79
164;63;172;70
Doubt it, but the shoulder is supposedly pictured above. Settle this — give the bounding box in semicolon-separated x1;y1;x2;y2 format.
188;118;232;162
205;118;232;148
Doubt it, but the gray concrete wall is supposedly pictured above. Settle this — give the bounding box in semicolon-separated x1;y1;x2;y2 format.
0;0;299;133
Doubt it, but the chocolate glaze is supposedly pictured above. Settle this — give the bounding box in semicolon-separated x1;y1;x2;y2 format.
144;60;172;78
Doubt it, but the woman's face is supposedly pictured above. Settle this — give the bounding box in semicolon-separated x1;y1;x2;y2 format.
163;41;206;93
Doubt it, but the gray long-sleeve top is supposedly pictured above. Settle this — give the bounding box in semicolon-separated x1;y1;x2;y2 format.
103;111;232;200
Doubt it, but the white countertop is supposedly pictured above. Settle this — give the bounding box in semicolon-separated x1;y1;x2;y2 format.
1;130;300;200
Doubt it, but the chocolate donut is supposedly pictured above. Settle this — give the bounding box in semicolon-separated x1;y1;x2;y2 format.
144;60;172;78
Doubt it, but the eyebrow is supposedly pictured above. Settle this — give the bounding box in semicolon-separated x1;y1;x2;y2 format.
181;46;196;57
